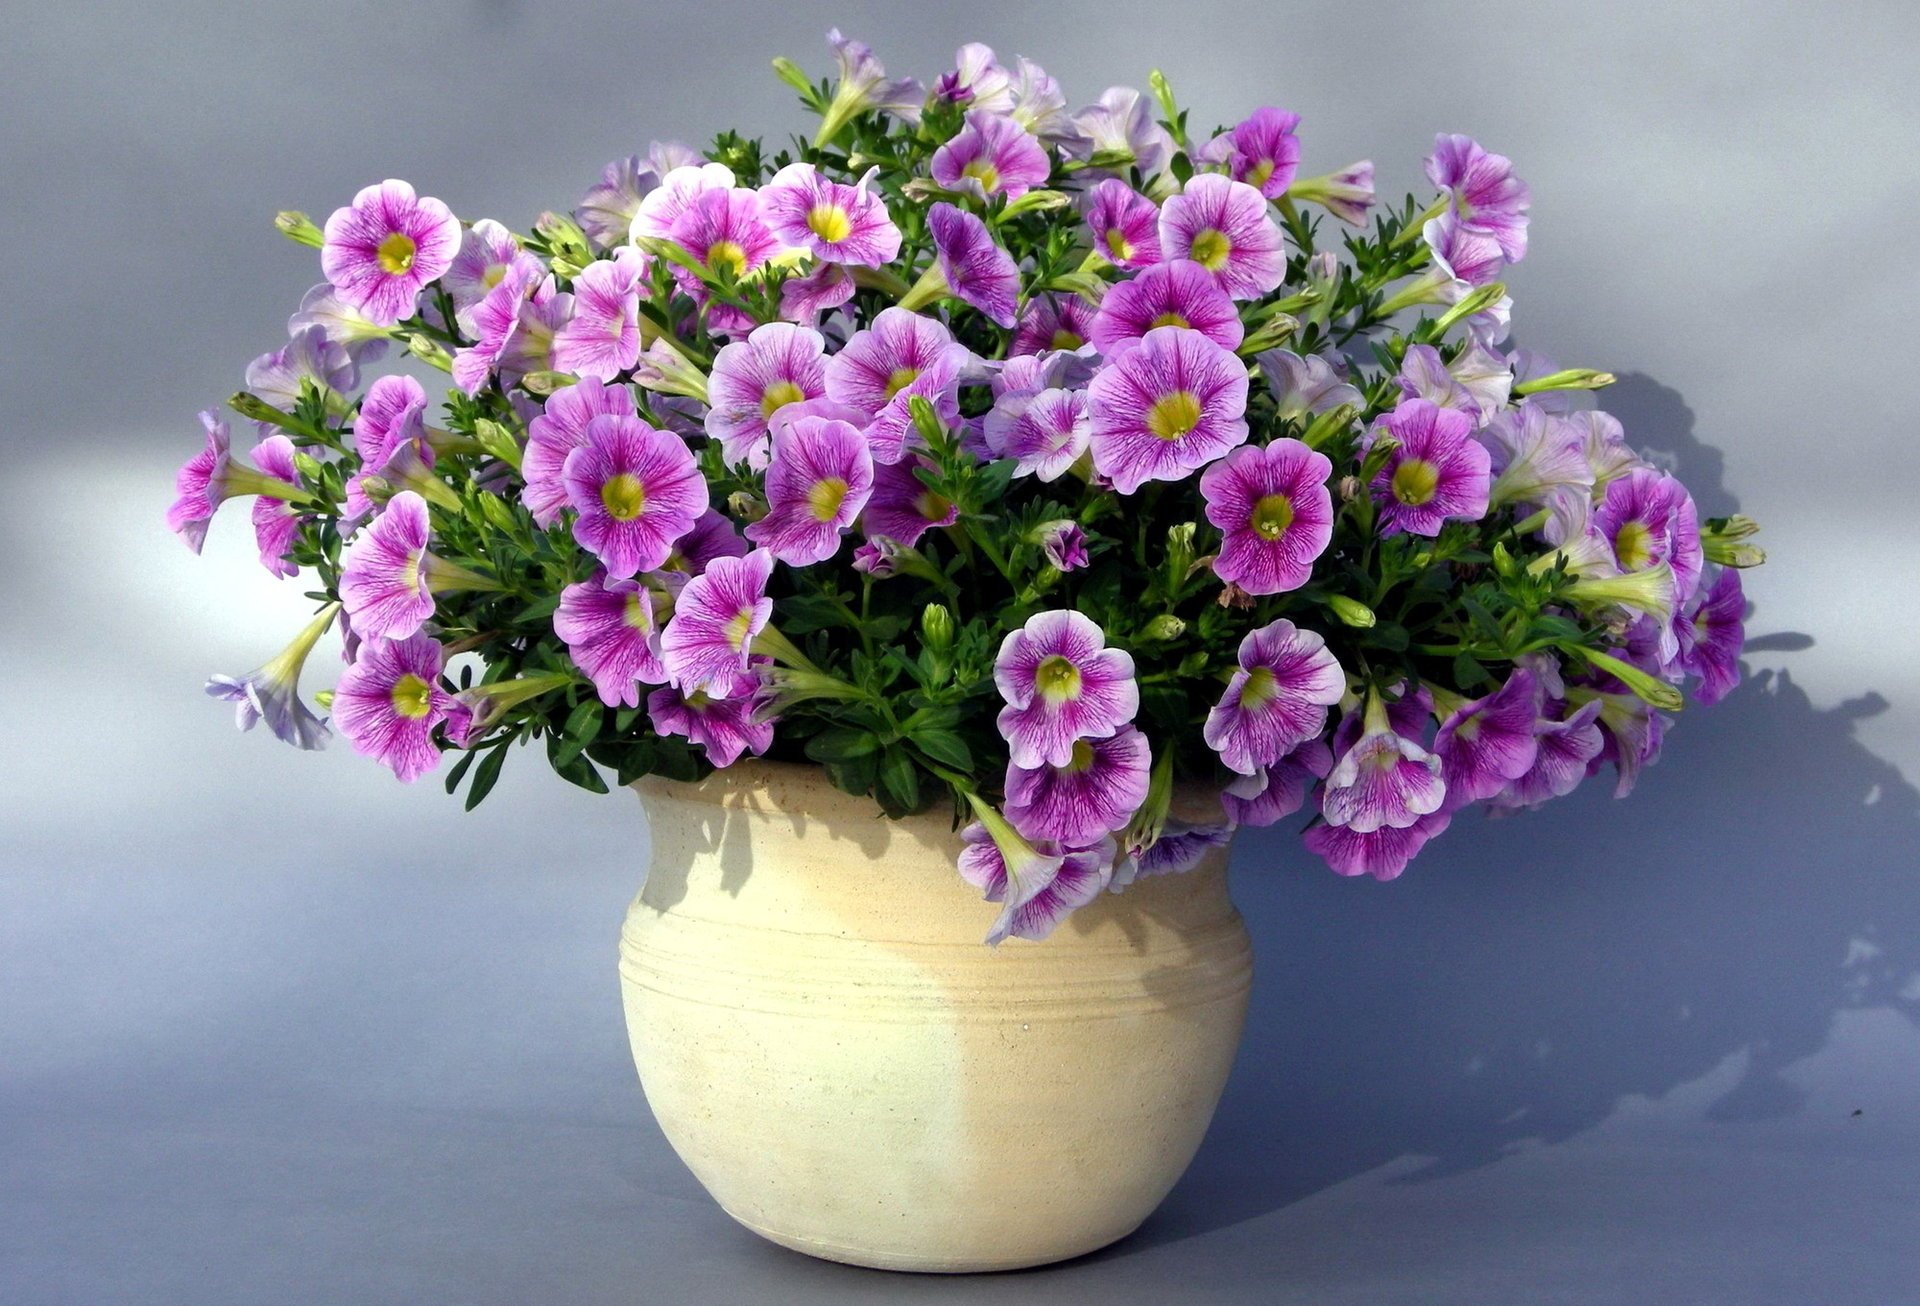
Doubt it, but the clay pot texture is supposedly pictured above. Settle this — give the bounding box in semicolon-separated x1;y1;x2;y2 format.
619;760;1251;1273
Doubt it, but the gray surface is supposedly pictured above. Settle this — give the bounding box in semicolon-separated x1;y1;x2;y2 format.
3;1;1918;1302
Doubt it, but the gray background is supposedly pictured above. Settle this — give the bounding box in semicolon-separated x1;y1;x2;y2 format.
4;1;1917;1301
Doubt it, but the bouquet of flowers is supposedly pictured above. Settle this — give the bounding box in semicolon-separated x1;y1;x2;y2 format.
172;32;1763;943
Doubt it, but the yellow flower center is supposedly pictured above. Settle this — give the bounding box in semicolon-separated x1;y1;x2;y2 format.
1063;739;1096;773
1390;458;1440;507
915;489;952;522
376;232;418;275
760;380;806;418
1146;390;1203;441
1245;158;1275;190
600;472;647;521
1049;328;1085;350
481;262;507;290
808;476;850;523
1188;228;1232;270
1613;520;1654;571
1148;311;1191;330
389;673;433;720
1105;229;1134;260
1251;493;1294;540
1454;714;1483;743
724;607;757;650
962;160;1001;192
622;593;651;630
806;202;853;243
884;366;920;399
707;240;748;278
1034;654;1083;703
1238;665;1279;710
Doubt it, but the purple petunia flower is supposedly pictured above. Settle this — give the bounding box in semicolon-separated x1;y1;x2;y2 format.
551;248;648;381
629;162;737;243
521;377;637;528
983;386;1090;482
167;411;307;553
1037;520;1089;572
927;202;1020;328
1203;107;1302;199
1487;700;1604;810
1158;175;1286;301
245;325;357;409
1203;618;1345;776
931;111;1051;202
1395;342;1512;421
452;259;542;394
1009;294;1099;356
1087;326;1250;495
1426;134;1529;263
339;491;497;640
1065;87;1175;178
705;322;828;470
1090;259;1243;354
287;284;390;365
1081;178;1162;270
561;414;708;578
647;683;774;769
1257;349;1364;422
669;186;782;287
205;604;338;751
1303;810;1450;882
331;632;459;782
862;456;957;546
1435;668;1543;809
934;43;1012;110
958;818;1113;946
493;275;575;380
1562;409;1643;488
745;414;874;565
758;162;902;267
250;435;305;578
1290;161;1377;227
994;610;1139;769
1006;726;1152;848
825;307;973;462
823;29;925;130
1200;438;1335;596
1675;567;1745;705
1479;400;1592;509
663;508;750;576
1322;694;1448;833
1116;821;1234;883
778;260;857;324
320;180;461;328
659;548;776;695
1421;212;1507;289
1220;740;1333;828
1371;398;1492;537
1593;468;1704;605
555;572;669;707
443;219;542;326
576;143;701;249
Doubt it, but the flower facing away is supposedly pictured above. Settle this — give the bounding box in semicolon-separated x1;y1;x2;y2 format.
1066;87;1174;178
745;413;875;565
339;491;501;640
561;414;709;578
1203;619;1346;776
1370;398;1492;537
1004;726;1153;847
1257;349;1364;422
1303;810;1450;882
331;632;461;782
166;411;309;553
705;322;830;470
931;111;1051;201
1220;740;1333;827
1425;134;1530;263
647;683;774;768
245;324;357;409
1200;439;1336;595
957;797;1115;946
659;548;776;695
1489;701;1605;810
994;610;1139;769
1321;692;1448;833
1158;175;1287;300
250;434;306;578
1434;668;1542;808
1201;106;1303;199
205;603;339;750
923;203;1020;327
1675;567;1746;705
1087;326;1250;494
758;162;902;267
555;573;670;707
1009;294;1099;356
320;180;461;327
1089;259;1244;354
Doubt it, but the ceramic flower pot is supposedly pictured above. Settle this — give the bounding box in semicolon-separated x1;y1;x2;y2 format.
618;760;1252;1273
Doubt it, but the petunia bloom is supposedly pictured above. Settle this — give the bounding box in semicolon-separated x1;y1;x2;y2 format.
1434;668;1542;808
1005;726;1152;848
628;162;737;243
1009;294;1099;356
576;143;700;249
1087;326;1250;494
339;491;501;640
1204;618;1345;775
1036;520;1089;572
862;456;957;546
924;202;1020;327
244;325;357;409
554;572;669;707
1426;134;1529;262
1674;567;1745;705
1081;178;1162;270
1201;440;1333;593
994;610;1139;769
1321;693;1448;833
443;219;542;325
1202;106;1302;199
451;259;542;394
1479;400;1591;509
825;306;973;462
931;111;1051;201
1288;161;1377;227
561;414;708;578
522;378;637;528
663;508;750;576
819;28;924;143
167;411;309;553
647;683;774;768
320;180;461;327
1065;87;1174;178
1158;175;1287;300
204;603;338;750
957;801;1111;946
1257;349;1364;422
1220;740;1333;827
705;322;829;470
745;413;875;565
1089;259;1243;354
934;42;1012;110
331;632;460;782
1593;467;1704;605
1488;701;1605;810
668;186;783;289
659;548;776;695
758;162;902;267
551;248;648;381
1370;398;1492;537
1303;810;1450;881
249;435;306;578
983;386;1090;482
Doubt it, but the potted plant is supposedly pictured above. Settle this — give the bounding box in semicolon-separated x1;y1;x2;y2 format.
172;30;1763;1272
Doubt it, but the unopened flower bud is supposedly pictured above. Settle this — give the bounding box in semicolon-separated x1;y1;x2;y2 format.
275;210;324;248
1143;614;1187;642
728;490;768;524
1338;474;1362;502
1513;367;1617;396
228;390;291;426
921;603;955;654
519;371;577;396
1327;594;1377;628
407;334;453;372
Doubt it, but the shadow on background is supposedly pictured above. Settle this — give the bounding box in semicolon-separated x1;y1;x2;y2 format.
1109;373;1919;1251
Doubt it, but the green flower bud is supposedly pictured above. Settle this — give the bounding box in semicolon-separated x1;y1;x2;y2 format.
921;603;956;654
407;334;453;372
1143;614;1187;642
519;371;578;396
1327;594;1377;628
274;210;324;248
1513;368;1616;396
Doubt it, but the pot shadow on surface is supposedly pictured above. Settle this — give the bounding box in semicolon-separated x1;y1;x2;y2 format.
1097;373;1919;1255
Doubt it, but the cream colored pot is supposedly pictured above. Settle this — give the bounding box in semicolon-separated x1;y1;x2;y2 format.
619;761;1251;1273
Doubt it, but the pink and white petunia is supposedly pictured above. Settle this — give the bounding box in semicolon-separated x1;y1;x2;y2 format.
662;508;750;576
493;276;575;379
931;111;1051;201
166;411;309;553
554;572;669;707
1116;822;1233;882
704;322;829;469
244;325;357;409
578;149;676;250
1087;326;1250;494
287;284;390;365
1303;810;1450;882
758;162;902;267
1081;179;1162;270
668;186;783;288
958;808;1113;946
1010;294;1100;356
339;492;500;640
983;386;1090;482
560;414;708;578
1199;439;1335;595
1421;212;1507;288
927;202;1020;327
1089;259;1243;354
1370;398;1492;537
1199;106;1302;199
451;259;542;394
320;180;462;327
934;42;1013;110
659;548;776;695
1489;701;1604;810
331;632;460;782
1220;740;1333;827
1158;175;1287;300
443;219;543;325
825;307;973;462
1426;134;1529;263
778;260;857;324
1204;618;1345;775
250;435;305;578
522;377;637;528
1004;726;1152;848
1434;668;1542;808
629;162;737;243
647;682;773;768
745;414;875;565
994;610;1139;769
551;248;648;381
1321;693;1448;833
862;456;957;546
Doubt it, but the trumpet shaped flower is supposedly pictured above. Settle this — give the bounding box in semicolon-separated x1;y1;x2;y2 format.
320;179;461;327
561;414;708;578
994;610;1138;768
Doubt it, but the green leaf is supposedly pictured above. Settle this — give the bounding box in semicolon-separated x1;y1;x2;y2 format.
1452;652;1492;691
908;728;972;771
512;593;562;625
552;699;603;767
876;745;922;815
805;727;882;763
464;742;510;811
443;747;477;795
